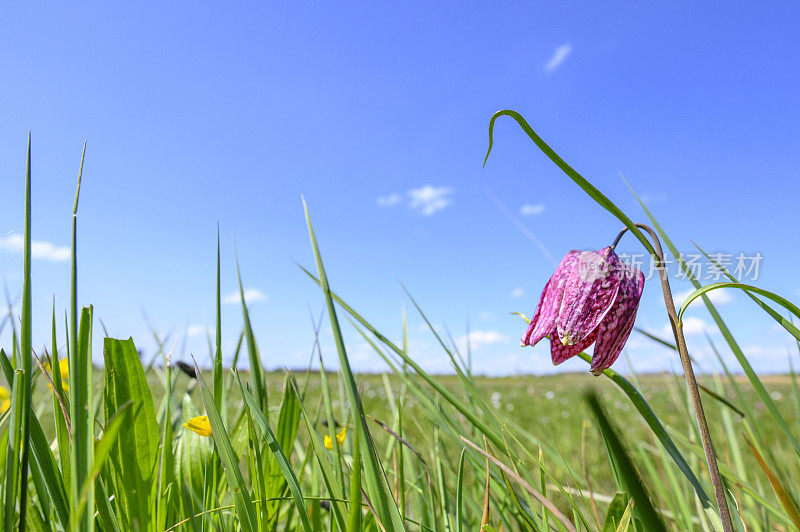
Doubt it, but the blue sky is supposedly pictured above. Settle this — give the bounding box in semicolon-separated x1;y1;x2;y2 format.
1;2;799;375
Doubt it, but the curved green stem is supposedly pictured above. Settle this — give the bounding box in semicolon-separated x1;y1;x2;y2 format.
484;109;656;256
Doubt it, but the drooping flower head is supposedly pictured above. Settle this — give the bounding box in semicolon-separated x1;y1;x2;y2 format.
522;246;644;374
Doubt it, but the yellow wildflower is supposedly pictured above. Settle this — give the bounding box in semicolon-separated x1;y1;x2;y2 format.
324;427;347;450
45;358;70;394
57;358;69;381
183;415;212;437
0;385;10;414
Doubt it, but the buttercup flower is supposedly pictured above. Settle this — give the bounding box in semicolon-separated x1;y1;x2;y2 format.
0;385;10;414
522;246;644;375
45;358;70;394
324;427;347;450
183;415;213;437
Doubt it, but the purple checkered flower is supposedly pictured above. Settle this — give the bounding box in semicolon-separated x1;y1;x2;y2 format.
522;246;644;375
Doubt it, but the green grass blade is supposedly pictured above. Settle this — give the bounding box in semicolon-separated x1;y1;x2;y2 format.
234;253;266;411
585;392;666;531
234;372;312;532
50;303;71;490
174;396;212;523
678;282;800;342
69;144;91;532
68;307;93;532
75;401;131;518
268;374;302;501
17;132;33;531
191;357;258;532
156;363;176;531
460;436;576;532
103;338;159;530
348;423;363;531
483;110;655;256
300;265;504;452
455;449;465;532
693;243;800;342
575;352;715;507
287;378;347;531
743;432;800;529
302;199;404;531
94;479;122;532
626;180;800;458
214;227;223;411
316;351;345;487
4;368;24;530
28;407;70;528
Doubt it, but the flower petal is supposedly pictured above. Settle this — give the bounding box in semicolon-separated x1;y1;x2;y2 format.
591;265;645;374
324;427;347;450
59;357;69;381
183;415;213;437
522;250;581;347
551;327;597;365
556;247;622;345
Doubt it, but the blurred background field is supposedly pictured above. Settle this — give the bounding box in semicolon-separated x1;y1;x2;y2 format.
26;365;799;502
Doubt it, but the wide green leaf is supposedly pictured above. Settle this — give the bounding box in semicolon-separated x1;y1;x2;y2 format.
103;337;160;530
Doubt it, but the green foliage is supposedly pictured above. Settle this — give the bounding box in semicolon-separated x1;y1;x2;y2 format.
3;121;800;532
103;338;160;530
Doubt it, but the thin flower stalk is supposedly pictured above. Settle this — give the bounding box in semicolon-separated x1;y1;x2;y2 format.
612;223;733;532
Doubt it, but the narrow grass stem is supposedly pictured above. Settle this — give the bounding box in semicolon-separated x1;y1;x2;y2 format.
613;223;733;532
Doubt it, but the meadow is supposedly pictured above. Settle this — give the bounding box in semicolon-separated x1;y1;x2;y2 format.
2;111;800;531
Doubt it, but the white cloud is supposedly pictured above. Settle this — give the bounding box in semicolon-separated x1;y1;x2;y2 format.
510;287;525;299
520;203;545;216
544;44;572;73
377;193;402;207
0;233;70;262
186;324;213;338
456;330;508;352
222;287;267;305
660;316;708;337
639;192;669;204
674;288;733;307
408;185;453;216
478;311;495;321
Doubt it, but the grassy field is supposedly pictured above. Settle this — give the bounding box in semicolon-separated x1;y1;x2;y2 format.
174;369;799;498
19;362;800;531
4;116;800;531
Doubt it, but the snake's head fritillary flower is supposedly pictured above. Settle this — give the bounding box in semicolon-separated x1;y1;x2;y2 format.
324;427;347;450
522;246;644;375
183;415;213;437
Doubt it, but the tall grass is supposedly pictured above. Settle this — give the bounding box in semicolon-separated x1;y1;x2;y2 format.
1;121;800;531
